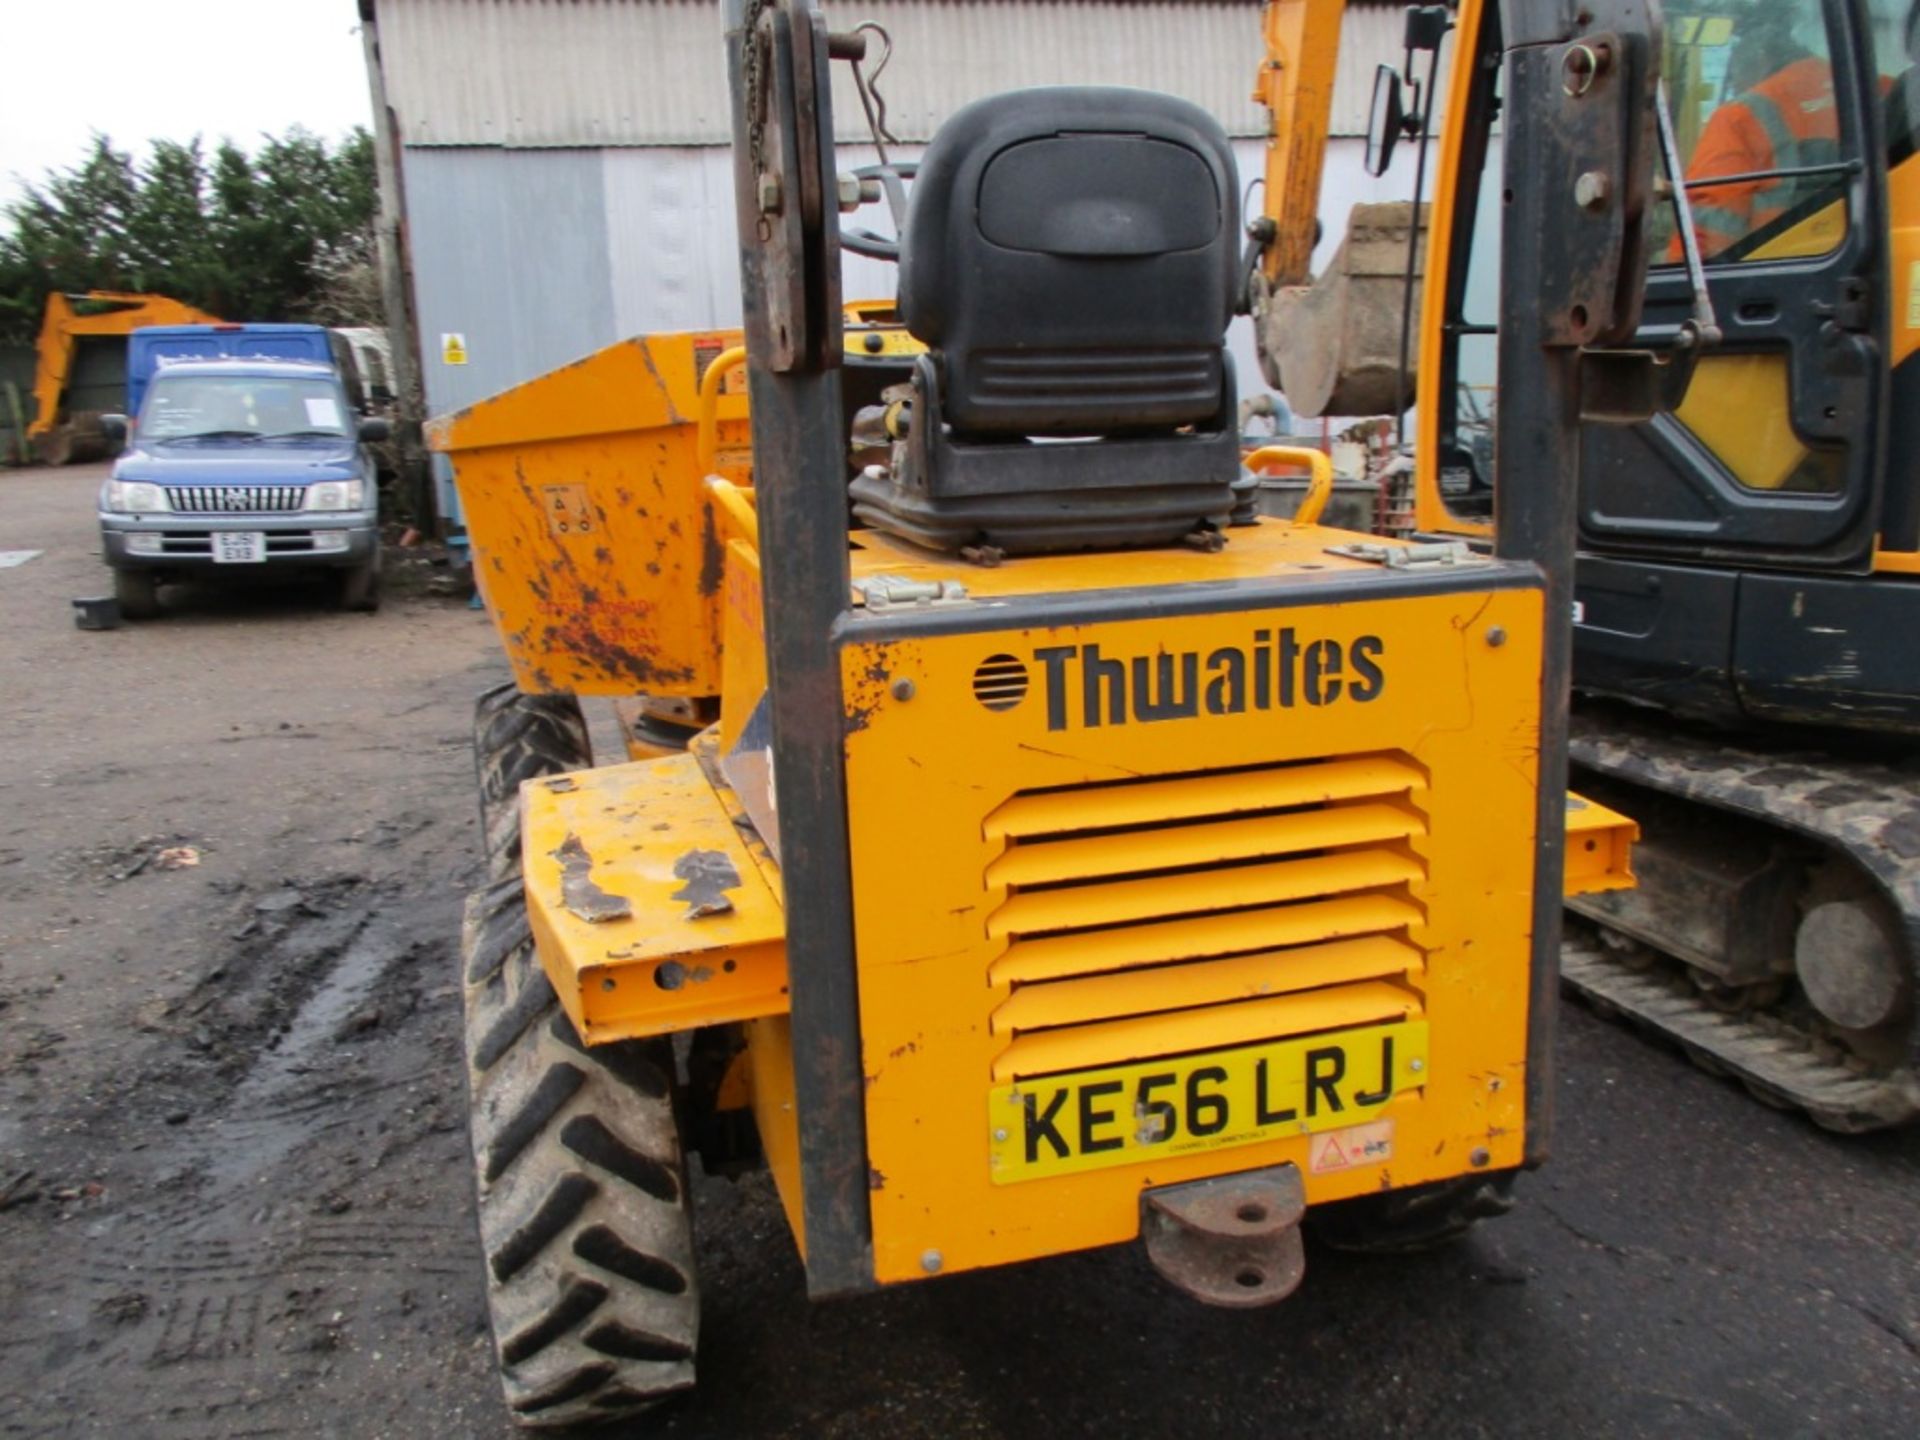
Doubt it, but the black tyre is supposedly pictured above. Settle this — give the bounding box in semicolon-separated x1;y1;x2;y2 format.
112;567;161;620
334;552;382;612
1306;1172;1516;1255
464;685;699;1428
473;683;591;883
463;879;699;1428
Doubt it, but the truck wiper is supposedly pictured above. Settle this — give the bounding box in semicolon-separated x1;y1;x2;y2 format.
265;429;347;439
170;428;264;440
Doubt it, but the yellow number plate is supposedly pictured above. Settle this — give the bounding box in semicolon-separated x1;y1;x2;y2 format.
987;1021;1428;1185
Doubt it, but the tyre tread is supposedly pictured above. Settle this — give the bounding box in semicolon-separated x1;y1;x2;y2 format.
462;686;696;1430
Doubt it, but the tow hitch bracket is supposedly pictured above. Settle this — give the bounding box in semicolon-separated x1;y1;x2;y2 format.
1140;1164;1307;1308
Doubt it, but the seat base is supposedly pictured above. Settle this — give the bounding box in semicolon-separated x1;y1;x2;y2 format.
849;356;1244;556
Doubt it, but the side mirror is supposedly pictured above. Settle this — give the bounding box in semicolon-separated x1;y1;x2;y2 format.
1365;65;1406;178
358;417;392;443
101;413;128;442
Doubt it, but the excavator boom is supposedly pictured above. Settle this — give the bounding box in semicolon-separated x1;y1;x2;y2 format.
28;290;221;464
1253;0;1347;289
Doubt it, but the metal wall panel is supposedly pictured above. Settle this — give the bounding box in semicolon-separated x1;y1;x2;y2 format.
405;147;621;417
414;129;1436;412
378;0;1411;148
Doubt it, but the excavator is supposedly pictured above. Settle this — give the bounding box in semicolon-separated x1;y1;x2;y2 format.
430;0;1666;1425
27;290;221;465
1251;0;1920;1130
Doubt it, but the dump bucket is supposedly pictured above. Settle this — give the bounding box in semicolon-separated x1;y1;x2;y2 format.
427;331;753;698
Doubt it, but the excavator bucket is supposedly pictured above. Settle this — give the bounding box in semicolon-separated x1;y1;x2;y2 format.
1251;202;1425;418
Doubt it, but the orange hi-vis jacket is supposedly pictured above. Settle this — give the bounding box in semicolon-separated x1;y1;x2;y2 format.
1677;55;1841;259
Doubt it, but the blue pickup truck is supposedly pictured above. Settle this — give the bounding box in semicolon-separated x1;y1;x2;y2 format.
99;325;388;617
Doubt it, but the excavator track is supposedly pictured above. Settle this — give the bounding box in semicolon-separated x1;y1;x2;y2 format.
1560;928;1920;1131
1563;706;1920;1132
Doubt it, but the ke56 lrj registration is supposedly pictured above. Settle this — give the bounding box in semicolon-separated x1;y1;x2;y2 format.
988;1021;1427;1184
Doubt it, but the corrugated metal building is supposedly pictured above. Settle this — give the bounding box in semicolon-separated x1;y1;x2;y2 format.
360;0;1424;517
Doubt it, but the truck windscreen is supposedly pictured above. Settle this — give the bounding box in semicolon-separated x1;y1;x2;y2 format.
141;374;349;440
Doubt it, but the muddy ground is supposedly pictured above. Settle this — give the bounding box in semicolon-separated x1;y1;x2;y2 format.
1;462;1917;1439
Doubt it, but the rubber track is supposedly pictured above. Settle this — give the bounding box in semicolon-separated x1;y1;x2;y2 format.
1561;933;1920;1133
463;686;697;1429
1568;705;1920;1131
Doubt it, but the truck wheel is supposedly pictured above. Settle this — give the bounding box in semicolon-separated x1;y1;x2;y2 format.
1305;1173;1516;1255
112;568;161;620
474;683;592;883
463;879;699;1428
334;555;381;612
464;686;699;1428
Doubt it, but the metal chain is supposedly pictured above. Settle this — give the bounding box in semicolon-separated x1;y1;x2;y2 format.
743;0;773;186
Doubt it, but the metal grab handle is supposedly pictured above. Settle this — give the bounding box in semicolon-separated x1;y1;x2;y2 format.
696;345;748;476
1244;445;1334;527
705;475;760;547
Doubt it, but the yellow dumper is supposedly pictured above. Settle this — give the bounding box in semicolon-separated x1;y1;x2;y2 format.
431;0;1659;1426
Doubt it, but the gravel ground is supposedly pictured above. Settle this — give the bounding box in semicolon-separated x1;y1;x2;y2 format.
1;462;1916;1439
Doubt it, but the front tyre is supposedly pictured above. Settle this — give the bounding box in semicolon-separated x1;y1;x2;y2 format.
333;549;381;612
472;683;591;884
112;567;160;620
464;686;700;1428
463;879;699;1427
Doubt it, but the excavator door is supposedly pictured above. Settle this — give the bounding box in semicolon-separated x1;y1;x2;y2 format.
1426;0;1913;724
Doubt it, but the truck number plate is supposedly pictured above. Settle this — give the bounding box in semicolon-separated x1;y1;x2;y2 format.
987;1021;1427;1185
212;532;267;564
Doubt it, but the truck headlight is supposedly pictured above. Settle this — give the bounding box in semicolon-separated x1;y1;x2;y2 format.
304;480;366;512
103;480;169;514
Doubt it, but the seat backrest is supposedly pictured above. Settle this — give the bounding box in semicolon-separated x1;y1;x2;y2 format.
898;87;1239;437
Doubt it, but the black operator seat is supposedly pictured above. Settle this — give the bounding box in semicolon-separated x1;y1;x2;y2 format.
849;87;1249;555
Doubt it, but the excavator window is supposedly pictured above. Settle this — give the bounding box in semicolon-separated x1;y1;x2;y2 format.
1655;0;1856;266
1430;0;1895;540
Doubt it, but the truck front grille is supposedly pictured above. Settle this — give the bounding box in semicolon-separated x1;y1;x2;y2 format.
984;753;1429;1081
165;485;305;514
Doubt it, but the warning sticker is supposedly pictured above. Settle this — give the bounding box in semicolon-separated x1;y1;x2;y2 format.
442;332;469;366
1309;1118;1394;1174
1906;261;1920;332
692;336;747;395
542;483;594;538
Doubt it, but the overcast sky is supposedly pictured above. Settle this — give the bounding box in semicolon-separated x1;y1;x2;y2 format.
0;2;374;208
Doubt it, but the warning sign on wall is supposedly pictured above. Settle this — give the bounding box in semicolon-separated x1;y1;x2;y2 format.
442;333;469;366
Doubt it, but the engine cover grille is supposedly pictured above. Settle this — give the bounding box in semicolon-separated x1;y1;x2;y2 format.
984;752;1429;1081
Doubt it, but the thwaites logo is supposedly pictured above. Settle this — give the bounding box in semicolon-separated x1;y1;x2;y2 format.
1030;628;1384;732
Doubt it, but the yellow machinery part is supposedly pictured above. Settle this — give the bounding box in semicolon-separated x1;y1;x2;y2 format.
429;331;752;698
431;309;919;698
29;290;220;440
1245;444;1335;524
517;508;1635;1283
1413;0;1494;540
839;575;1546;1283
1254;1;1347;288
1413;20;1920;536
1565;792;1636;894
520;738;788;1045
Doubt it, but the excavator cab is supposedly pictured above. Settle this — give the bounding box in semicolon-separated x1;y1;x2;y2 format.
1424;0;1914;723
1404;0;1920;1129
